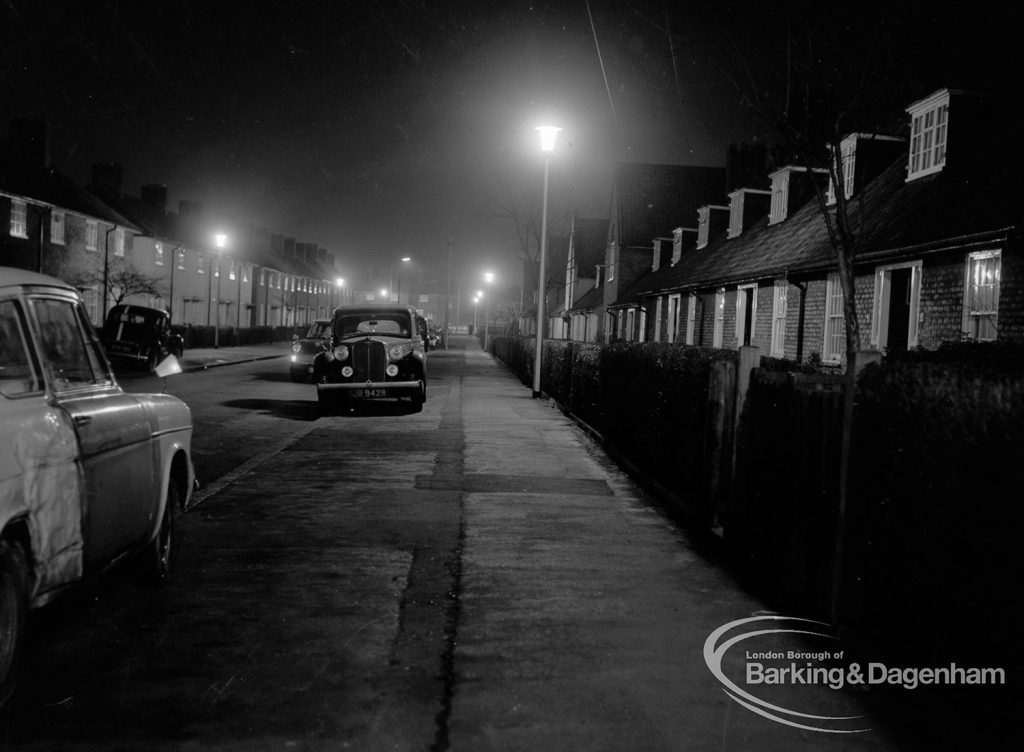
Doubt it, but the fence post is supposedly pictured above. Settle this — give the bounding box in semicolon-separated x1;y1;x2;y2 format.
831;349;882;627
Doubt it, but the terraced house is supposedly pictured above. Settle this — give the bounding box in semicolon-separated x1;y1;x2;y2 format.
603;88;1020;362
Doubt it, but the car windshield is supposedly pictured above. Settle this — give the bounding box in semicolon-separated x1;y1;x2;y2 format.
306;321;330;338
103;306;165;342
334;313;411;339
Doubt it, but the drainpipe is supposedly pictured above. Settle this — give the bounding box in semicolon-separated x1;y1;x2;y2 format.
36;205;53;274
791;279;808;362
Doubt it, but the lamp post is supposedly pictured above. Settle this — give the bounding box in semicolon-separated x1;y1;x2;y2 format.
213;233;227;348
473;291;483;334
483;272;494;352
533;125;560;398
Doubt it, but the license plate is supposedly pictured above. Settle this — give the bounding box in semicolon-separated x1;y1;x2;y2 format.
357;388;387;398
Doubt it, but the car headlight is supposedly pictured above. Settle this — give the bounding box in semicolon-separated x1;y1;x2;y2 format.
386;364;399;377
341;366;353;377
292;342;301;353
333;345;349;360
388;344;410;360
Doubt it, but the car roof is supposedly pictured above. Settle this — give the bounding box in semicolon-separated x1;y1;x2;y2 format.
331;304;417;316
0;266;76;292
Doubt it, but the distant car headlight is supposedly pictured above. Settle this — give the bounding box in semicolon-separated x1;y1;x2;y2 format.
388;344;410;360
290;354;298;362
333;345;349;360
341;366;353;377
292;342;301;353
386;364;399;377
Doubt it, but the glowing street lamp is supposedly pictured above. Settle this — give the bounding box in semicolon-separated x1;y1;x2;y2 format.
335;277;345;306
473;292;482;334
533;125;560;398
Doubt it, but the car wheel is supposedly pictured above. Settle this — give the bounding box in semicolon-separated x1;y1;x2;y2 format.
410;381;425;413
0;539;28;707
143;482;179;584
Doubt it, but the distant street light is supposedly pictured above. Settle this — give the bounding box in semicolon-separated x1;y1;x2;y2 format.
483;272;494;352
213;233;228;348
533;125;561;398
335;277;345;307
473;293;481;335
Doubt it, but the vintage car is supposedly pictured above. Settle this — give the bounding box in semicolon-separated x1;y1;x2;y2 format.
0;268;194;706
101;303;185;373
289;318;331;382
314;304;429;413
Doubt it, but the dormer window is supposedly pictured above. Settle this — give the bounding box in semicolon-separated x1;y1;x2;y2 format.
826;136;857;206
769;170;791;224
907;89;950;181
727;189;771;238
672;227;683;264
697;208;710;249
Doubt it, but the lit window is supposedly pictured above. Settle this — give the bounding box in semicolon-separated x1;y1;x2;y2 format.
50;211;66;245
176;248;187;271
713;289;725;348
197;255;207;274
823;273;845;363
907;90;950;181
963;251;1000;341
86;220;98;251
10;199;27;238
155;242;165;266
113;228;126;257
771;280;788;358
685;294;696;345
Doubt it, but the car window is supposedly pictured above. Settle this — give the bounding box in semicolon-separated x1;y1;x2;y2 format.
0;299;43;397
336;314;410;338
31;297;110;391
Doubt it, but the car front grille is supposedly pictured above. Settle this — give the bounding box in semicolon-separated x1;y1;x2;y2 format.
351;340;387;381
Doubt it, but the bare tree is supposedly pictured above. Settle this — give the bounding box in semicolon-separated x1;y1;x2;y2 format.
65;256;166;311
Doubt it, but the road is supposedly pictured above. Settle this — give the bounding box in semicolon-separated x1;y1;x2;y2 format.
2;346;466;751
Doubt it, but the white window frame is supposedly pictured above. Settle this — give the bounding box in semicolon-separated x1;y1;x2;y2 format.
770;280;788;358
50;211;66;245
907;90;949;181
713;289;725;348
822;273;845;364
667;294;681;343
86;220;98;251
10;199;27;238
735;283;758;347
826;136;857;206
685;294;696;345
624;308;636;341
638;308;647;343
962;250;1001;341
652;298;663;342
769;170;790;225
870;260;922;350
113;228;126;257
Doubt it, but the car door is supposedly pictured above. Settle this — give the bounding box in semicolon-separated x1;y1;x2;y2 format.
29;294;157;572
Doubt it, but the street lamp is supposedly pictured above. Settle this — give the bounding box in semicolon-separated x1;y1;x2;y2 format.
336;277;345;307
213;233;228;348
473;292;482;336
391;256;412;304
533;125;560;398
483;272;494;352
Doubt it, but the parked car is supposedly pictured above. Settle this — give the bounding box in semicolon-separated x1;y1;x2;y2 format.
290;318;331;382
314;304;430;413
0;268;195;706
101;303;184;373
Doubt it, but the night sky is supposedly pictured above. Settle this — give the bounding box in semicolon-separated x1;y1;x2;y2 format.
2;1;1018;286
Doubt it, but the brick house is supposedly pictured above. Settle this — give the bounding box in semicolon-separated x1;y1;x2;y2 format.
599;162;727;343
630;88;1021;362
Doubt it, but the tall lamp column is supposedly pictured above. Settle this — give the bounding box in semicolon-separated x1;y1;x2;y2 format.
533;126;560;398
213;233;228;348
